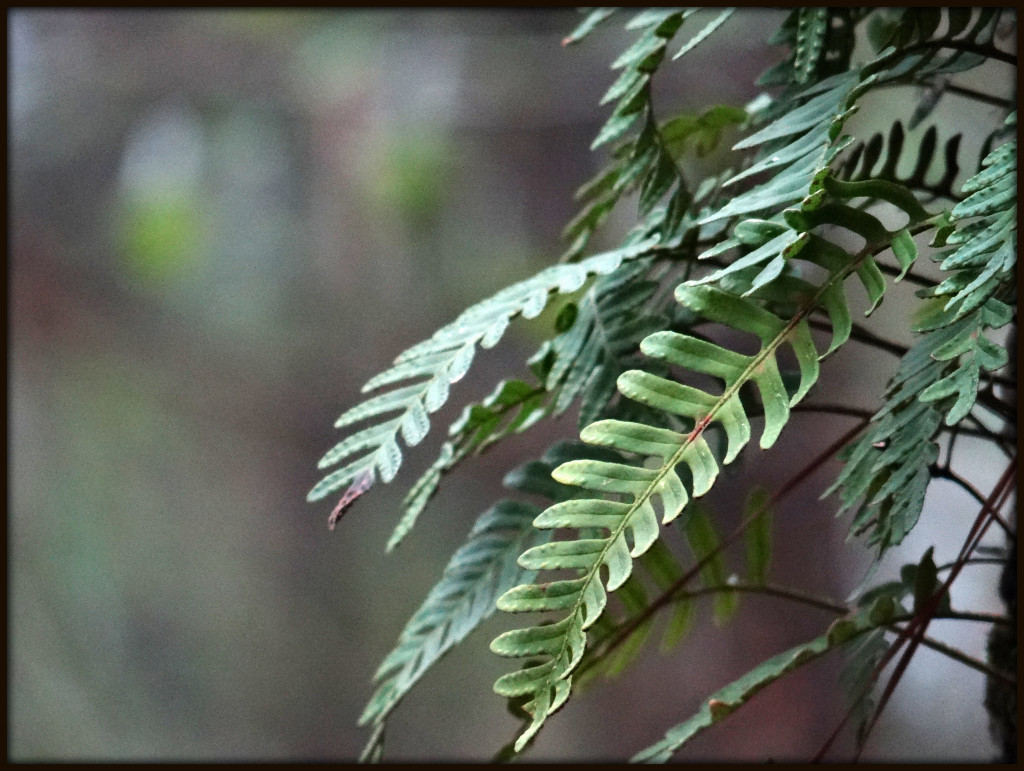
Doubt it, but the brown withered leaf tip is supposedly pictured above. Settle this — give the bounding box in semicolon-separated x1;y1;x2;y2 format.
329;469;375;530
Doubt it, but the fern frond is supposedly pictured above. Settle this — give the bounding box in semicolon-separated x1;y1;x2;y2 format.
491;183;930;750
308;237;659;522
360;442;620;738
830;119;1014;552
671;8;734;61
565;9;740;259
758;8;861;88
703;69;868;226
386;254;674;550
828;323;947;552
547;258;671;428
918;118;1016;321
573;503;745;690
633;600;895;762
387;379;549;551
870;9;1008;84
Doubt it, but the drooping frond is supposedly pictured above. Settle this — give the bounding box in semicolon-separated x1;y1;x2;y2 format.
831;117;1015;552
360;442;621;742
387;379;548;552
491;176;933;749
828;324;946;553
325;8;1016;760
700;68;869;229
632;598;896;762
563;9;740;259
386;252;673;550
543;257;669;428
308;237;659;522
918;114;1016;322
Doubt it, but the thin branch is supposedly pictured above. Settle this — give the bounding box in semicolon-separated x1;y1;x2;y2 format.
648;583;1014;684
936;557;1007;571
793;403;876;421
851;457;1017;759
905;627;1016;688
675;582;848;615
944;82;1015;110
814;457;1017;761
975;390;1017;424
932;466;1016;539
902;39;1017;66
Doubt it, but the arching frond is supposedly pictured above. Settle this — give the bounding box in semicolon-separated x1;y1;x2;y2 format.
632;599;896;762
491;180;933;749
308;238;659;522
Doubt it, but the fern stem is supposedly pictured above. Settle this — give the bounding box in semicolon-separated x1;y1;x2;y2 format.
665;583;1015;684
905;631;1016;689
792;403;877;420
844;458;1017;761
932;466;1016;539
943;83;1015;110
678;582;847;614
900;39;1017;67
789;402;1009;446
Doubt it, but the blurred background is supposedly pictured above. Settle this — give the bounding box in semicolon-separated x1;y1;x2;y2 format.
9;8;1014;761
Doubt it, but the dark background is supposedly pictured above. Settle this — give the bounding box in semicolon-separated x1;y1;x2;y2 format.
9;9;1012;761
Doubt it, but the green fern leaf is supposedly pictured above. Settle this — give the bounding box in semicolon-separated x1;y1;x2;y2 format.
830;292;1011;552
491;192;916;750
918;123;1016;321
309;237;659;520
793;8;828;84
360;442;620;736
672;8;733;61
633;605;892;761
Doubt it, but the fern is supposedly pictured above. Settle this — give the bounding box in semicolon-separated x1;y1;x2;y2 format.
388;248;675;550
308;237;659;524
832;117;1015;553
313;8;1016;761
490;172;933;748
360;442;615;745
